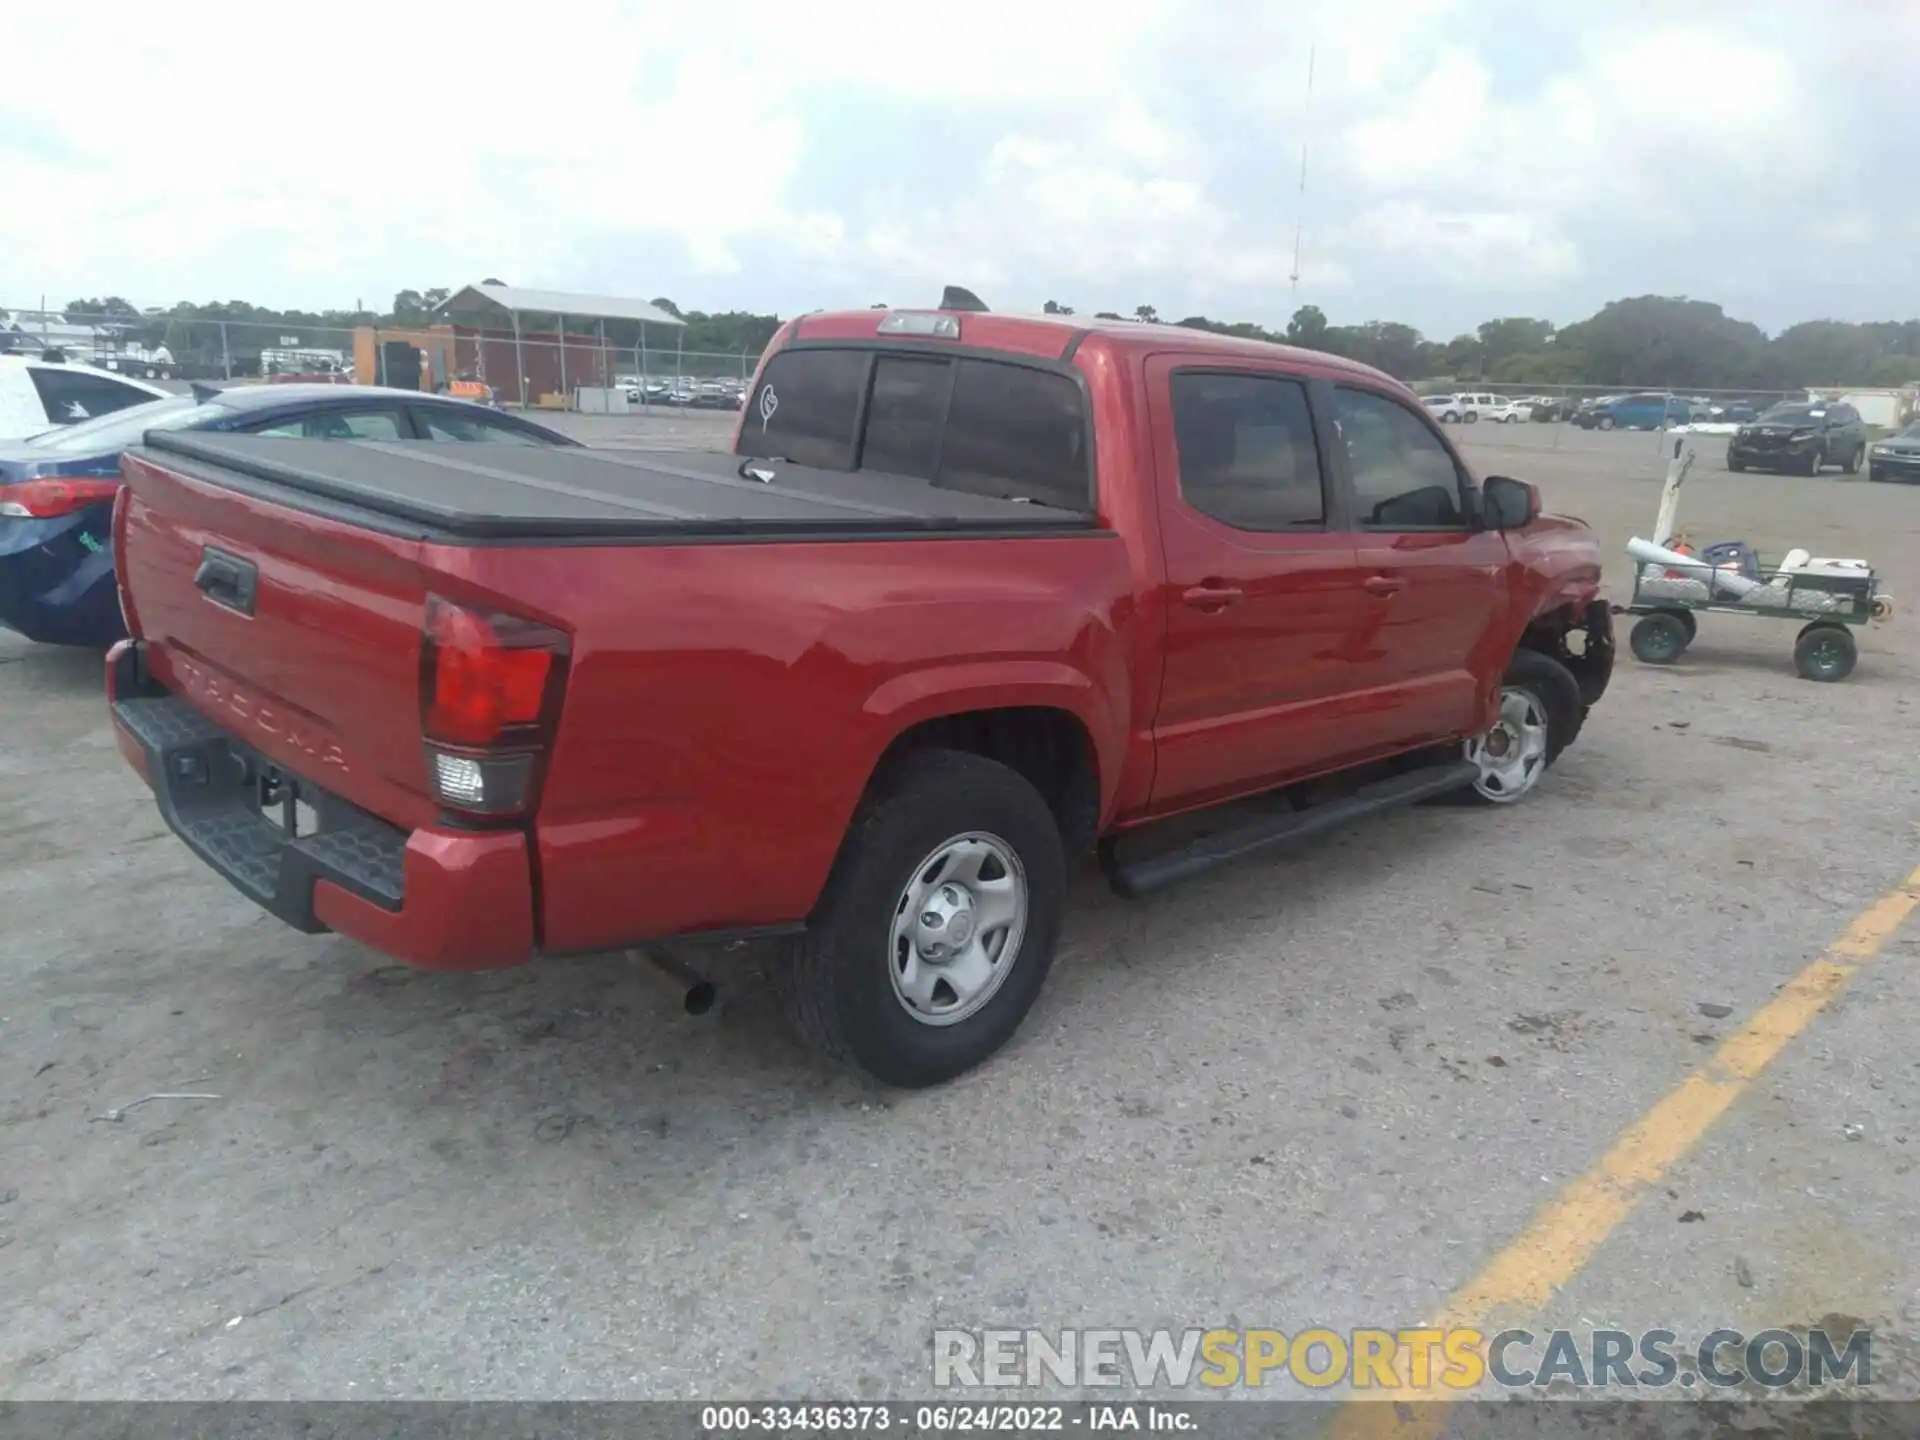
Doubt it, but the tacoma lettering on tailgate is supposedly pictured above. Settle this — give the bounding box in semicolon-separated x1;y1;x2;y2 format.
174;656;350;774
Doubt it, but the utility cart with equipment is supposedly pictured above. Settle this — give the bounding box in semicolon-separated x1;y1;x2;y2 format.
1620;438;1895;682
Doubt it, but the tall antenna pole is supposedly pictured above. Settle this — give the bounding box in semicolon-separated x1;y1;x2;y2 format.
1289;41;1316;303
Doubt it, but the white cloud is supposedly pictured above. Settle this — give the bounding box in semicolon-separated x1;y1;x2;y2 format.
2;0;1912;334
1341;203;1581;287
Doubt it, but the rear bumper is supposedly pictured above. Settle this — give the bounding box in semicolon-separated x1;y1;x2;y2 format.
107;640;534;971
0;508;126;648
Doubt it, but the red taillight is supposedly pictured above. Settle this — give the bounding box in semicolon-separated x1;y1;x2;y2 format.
420;596;569;818
0;476;122;518
111;483;141;638
421;596;566;748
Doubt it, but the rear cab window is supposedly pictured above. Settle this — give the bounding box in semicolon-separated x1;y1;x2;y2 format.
738;348;1092;513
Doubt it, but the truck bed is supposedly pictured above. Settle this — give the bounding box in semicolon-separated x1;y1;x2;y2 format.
133;431;1096;543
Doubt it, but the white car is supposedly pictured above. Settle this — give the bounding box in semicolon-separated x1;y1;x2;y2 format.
1482;398;1534;423
0;356;171;441
1424;391;1503;424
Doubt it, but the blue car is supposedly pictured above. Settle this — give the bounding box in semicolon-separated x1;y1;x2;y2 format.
0;383;578;648
1573;393;1694;431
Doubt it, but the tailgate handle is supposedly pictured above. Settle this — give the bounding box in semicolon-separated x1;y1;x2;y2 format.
194;547;258;617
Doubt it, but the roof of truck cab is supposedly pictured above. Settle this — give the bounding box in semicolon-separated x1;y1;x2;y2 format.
791;308;1408;387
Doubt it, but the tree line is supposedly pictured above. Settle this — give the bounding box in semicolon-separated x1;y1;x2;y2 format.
28;290;1920;392
1035;296;1920;392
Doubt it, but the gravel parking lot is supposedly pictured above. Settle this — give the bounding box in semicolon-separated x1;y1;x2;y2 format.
4;422;1918;1408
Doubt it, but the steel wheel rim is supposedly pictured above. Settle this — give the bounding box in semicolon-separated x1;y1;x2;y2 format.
888;832;1028;1027
1465;686;1550;802
1639;619;1685;661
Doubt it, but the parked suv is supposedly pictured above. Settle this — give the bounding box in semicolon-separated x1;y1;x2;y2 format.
1727;402;1868;476
1573;393;1692;431
1426;391;1502;424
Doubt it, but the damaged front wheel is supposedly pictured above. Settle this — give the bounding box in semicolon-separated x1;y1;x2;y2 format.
1453;649;1582;806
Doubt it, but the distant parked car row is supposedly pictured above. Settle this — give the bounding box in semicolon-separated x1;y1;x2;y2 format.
1419;391;1533;424
1414;387;1791;431
1569;393;1772;430
613;375;747;410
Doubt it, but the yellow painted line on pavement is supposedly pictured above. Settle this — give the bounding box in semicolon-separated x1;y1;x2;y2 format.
1325;863;1920;1440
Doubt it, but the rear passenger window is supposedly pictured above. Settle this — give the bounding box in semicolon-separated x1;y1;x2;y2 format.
743;348;867;468
1333;387;1467;528
1169;372;1324;530
249;408;404;440
419;410;550;445
861;355;948;479
939;359;1089;511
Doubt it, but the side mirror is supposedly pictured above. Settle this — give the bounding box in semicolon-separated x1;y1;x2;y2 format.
1483;475;1540;530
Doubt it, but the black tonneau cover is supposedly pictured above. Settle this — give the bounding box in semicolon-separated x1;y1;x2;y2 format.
133;432;1096;542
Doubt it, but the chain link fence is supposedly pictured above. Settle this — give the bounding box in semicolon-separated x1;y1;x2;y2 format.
9;303;1916;437
0;304;768;414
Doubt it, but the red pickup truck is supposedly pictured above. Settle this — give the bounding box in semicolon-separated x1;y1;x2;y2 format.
106;301;1613;1086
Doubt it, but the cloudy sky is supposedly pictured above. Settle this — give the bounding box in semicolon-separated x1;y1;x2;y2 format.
4;0;1916;338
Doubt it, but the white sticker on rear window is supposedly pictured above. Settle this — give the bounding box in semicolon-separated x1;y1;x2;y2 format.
757;384;778;430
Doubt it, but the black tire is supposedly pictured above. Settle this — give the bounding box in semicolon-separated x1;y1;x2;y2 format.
1446;648;1583;806
1843;445;1863;475
1629;611;1692;664
775;748;1065;1087
1801;447;1823;476
1793;624;1856;683
1597;416;1614;431
1727;453;1746;473
1463;411;1479;424
1869;464;1886;483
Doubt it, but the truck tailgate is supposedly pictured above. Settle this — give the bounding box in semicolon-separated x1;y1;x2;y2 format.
116;447;444;832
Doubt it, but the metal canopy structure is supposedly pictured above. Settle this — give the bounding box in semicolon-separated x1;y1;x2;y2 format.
436;283;687;405
437;284;685;330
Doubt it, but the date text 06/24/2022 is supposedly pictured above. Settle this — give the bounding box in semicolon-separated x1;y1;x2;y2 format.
700;1404;1192;1432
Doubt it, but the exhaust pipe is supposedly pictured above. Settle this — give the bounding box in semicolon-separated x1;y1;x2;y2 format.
630;946;716;1015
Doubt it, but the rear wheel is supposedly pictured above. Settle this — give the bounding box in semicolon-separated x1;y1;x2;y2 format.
1843;444;1863;475
1453;649;1581;806
1463;411;1479;424
1598;416;1615;431
1629;611;1692;664
775;749;1065;1087
1793;624;1856;683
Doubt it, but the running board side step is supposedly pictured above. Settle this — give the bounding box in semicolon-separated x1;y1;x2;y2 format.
1104;759;1479;899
